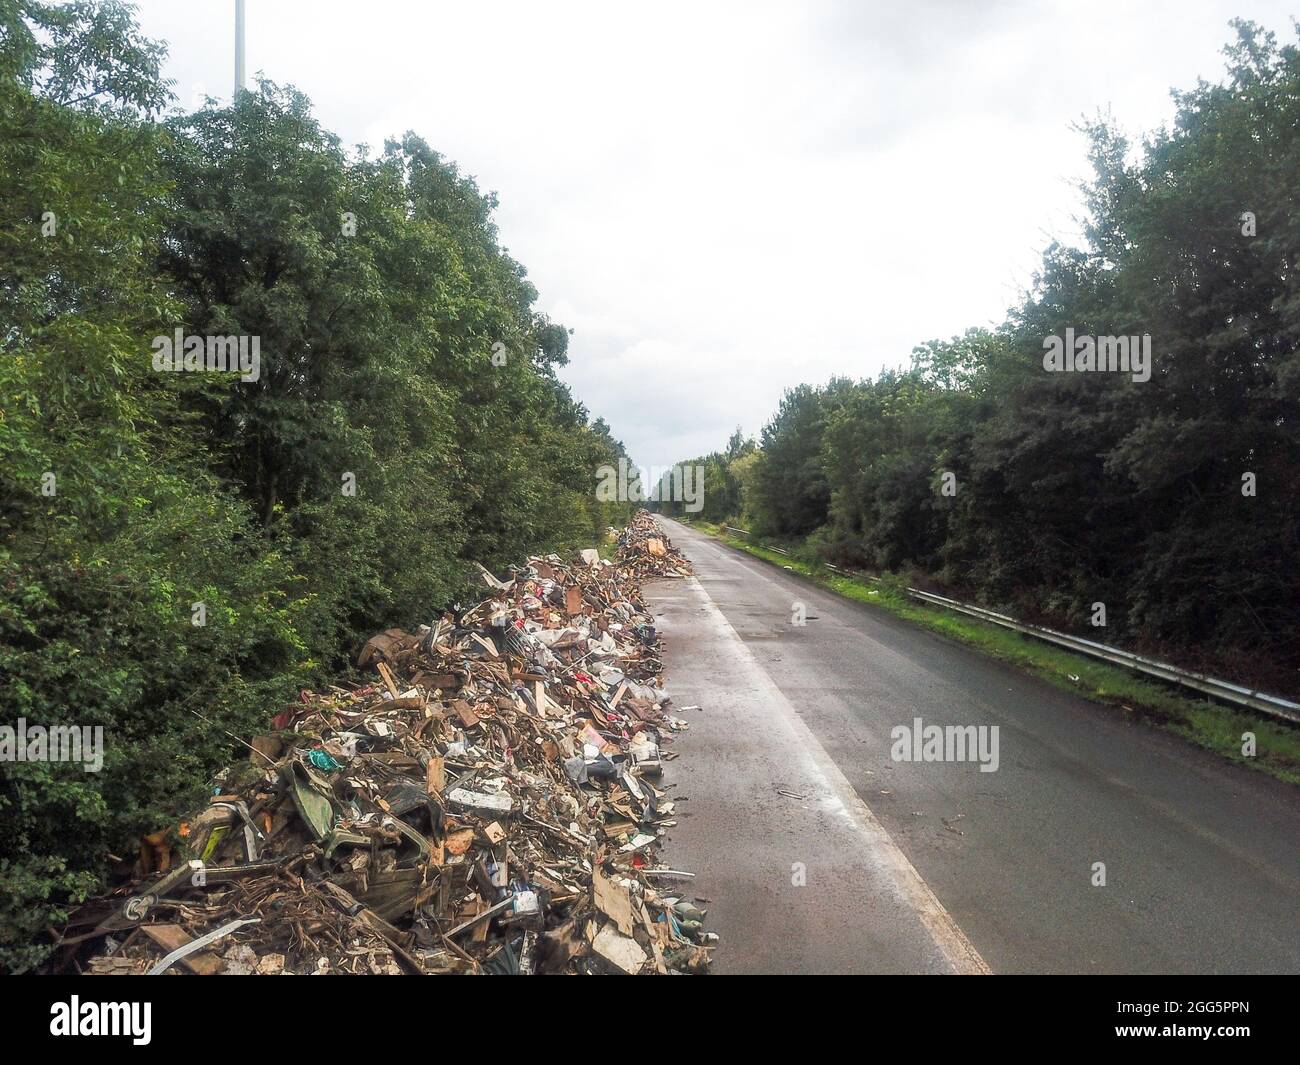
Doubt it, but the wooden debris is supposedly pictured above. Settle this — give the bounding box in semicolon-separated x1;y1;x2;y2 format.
58;512;712;976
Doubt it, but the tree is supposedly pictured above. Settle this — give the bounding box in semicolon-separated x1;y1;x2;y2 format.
0;1;634;969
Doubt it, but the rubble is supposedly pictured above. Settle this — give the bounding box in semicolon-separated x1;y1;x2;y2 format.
52;511;710;975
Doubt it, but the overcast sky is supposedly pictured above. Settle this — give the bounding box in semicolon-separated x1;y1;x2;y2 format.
132;0;1297;469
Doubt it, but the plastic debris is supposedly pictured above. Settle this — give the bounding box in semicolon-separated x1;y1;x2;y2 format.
52;512;713;976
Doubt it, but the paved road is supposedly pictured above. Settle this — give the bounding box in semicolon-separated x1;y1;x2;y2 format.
647;517;1300;974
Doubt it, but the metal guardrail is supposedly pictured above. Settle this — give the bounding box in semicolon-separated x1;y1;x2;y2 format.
712;525;1300;723
708;521;1298;721
906;588;1300;724
722;525;789;556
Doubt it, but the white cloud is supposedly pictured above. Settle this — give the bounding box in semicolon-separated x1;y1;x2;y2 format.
136;0;1297;466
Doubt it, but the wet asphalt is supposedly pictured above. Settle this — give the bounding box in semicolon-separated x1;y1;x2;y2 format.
646;517;1300;974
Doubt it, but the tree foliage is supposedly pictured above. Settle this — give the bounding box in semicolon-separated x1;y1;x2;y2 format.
654;426;756;523
0;1;631;969
682;20;1300;692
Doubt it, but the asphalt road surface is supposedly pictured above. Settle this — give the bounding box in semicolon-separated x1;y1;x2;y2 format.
646;517;1300;974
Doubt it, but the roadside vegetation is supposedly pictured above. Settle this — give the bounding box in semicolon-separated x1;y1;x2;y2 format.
0;1;633;970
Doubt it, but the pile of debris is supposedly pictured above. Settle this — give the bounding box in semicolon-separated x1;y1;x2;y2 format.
617;511;693;578
53;512;710;975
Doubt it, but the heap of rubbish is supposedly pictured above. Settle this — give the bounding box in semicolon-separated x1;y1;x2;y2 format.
53;511;711;975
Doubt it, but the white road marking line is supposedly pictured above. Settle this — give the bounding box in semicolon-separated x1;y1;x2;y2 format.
683;572;991;975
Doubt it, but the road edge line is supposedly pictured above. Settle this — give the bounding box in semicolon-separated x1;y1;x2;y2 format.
681;571;992;975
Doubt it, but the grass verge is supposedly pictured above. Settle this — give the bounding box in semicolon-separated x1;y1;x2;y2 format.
678;519;1300;786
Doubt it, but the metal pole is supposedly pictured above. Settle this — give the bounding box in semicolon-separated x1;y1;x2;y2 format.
234;0;246;96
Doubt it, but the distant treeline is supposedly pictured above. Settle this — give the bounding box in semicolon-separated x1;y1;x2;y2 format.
0;1;631;969
660;20;1299;694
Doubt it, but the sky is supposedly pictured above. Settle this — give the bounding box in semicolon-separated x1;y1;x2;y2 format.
131;0;1298;469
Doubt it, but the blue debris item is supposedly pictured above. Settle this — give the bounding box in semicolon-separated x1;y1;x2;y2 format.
308;748;343;772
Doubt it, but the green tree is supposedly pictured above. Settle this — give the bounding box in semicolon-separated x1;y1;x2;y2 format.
0;1;304;971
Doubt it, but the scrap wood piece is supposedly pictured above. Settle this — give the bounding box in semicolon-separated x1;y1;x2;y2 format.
146;917;260;976
565;585;585;616
593;869;636;936
139;924;223;975
469;633;499;658
371;696;424;714
376;661;401;698
426;755;445;795
450;699;481;728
